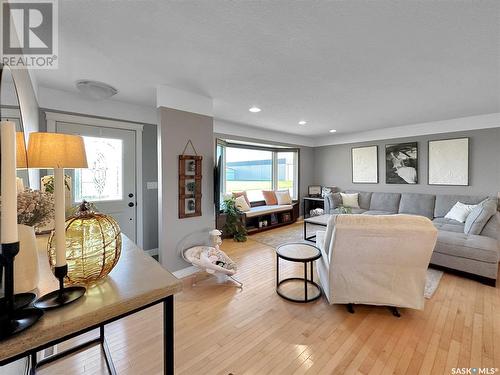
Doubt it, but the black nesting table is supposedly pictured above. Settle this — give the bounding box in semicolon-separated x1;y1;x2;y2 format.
275;243;322;303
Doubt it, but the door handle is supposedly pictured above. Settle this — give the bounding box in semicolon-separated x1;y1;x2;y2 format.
128;193;134;198
128;202;135;207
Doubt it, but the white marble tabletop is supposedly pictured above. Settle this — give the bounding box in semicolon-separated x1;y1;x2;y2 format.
0;234;182;362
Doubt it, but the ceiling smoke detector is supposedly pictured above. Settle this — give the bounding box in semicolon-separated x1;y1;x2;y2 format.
76;80;118;100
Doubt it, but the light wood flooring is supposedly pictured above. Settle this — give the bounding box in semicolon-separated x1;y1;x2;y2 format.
38;222;500;375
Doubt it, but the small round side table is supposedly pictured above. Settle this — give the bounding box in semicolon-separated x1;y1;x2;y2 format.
276;242;322;303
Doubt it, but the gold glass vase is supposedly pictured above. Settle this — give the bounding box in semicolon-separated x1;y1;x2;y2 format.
48;202;122;285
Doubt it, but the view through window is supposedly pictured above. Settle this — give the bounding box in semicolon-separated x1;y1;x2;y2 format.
224;144;298;202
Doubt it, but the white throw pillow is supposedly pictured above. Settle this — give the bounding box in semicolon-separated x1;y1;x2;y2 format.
234;195;251;212
340;193;360;208
275;190;292;205
445;201;477;223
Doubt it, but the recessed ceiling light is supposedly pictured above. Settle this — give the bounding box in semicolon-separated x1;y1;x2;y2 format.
329;129;337;133
298;120;307;125
249;106;261;113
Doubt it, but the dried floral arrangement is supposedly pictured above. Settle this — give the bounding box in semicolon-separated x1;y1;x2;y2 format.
16;189;55;229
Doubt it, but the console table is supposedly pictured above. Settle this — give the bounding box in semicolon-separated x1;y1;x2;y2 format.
0;235;183;374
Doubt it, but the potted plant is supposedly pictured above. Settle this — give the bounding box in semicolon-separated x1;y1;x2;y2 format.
222;197;247;242
337;206;353;215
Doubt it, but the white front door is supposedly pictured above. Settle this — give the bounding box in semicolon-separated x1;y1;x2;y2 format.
56;122;137;242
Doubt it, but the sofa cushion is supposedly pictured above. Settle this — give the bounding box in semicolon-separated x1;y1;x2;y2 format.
244;204;293;218
432;217;465;233
369;192;401;213
275;190;292;205
331;208;366;214
325;192;342;212
434;231;499;263
362;210;394;215
481;213;499;239
434;194;488;218
445;202;478;223
346;190;372;210
398;193;436;219
262;190;277;205
340;193;360;208
464;198;497;235
235;195;251;212
232;191;250;206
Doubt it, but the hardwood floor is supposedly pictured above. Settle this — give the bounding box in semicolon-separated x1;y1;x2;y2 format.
38;222;500;374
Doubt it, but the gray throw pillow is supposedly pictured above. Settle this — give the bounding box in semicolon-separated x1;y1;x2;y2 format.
464;198;498;235
331;192;342;209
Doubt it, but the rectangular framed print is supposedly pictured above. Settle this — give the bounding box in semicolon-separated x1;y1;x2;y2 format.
351;145;378;184
428;138;469;186
385;142;418;184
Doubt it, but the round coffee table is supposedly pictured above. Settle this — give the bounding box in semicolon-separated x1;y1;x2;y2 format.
276;243;322;303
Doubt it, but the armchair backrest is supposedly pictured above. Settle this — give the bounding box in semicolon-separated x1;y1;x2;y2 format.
322;214;438;310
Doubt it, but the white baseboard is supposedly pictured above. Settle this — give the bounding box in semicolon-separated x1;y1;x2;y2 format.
173;265;199;279
145;248;158;257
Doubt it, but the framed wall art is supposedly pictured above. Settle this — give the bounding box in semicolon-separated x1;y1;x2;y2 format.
179;140;203;218
351;145;378;184
428;137;469;186
385;142;418;184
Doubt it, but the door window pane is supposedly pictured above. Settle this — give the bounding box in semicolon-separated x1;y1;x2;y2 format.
225;147;272;202
277;151;297;199
74;136;123;202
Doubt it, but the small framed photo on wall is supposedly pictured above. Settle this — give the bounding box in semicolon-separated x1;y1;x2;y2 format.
428;138;469;186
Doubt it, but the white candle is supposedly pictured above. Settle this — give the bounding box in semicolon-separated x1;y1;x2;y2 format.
1;121;19;244
54;168;67;267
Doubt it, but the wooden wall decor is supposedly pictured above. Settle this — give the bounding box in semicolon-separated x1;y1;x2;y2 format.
179;140;202;218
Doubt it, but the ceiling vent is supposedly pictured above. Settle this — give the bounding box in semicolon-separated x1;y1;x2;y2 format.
76;80;118;100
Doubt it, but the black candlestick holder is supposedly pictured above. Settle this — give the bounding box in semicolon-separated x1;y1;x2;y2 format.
0;242;43;340
34;264;86;309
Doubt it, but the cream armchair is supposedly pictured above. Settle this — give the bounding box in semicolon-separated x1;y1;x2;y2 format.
316;214;438;313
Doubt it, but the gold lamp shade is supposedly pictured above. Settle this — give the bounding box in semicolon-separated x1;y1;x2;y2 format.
48;202;122;285
27;132;88;169
16;132;27;168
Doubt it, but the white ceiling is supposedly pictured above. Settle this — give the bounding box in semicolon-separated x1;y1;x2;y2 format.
36;1;500;138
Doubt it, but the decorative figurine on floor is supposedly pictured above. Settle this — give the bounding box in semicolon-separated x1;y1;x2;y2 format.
181;229;243;288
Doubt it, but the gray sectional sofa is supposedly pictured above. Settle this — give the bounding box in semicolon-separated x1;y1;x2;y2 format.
324;191;500;285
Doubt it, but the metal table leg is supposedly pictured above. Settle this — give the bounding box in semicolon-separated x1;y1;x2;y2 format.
164;296;174;374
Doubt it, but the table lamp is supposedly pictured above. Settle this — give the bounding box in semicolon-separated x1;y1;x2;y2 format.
27;132;89;309
0;121;43;340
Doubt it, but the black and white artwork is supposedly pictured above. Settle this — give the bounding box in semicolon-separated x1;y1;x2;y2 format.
428;138;469;186
185;198;196;214
385;142;418;184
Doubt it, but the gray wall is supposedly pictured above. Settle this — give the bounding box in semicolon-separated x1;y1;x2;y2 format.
158;107;215;272
299;146;315;215
142;123;158;250
314;128;500;196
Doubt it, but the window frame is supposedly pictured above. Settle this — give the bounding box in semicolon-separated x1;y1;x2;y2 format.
219;140;300;202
